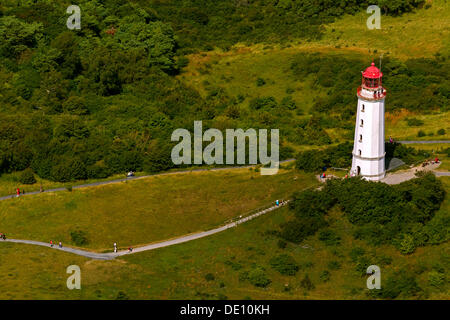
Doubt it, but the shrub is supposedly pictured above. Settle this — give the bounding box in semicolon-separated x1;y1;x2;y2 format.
277;239;287;249
320;270;331;282
428;271;445;288
371;272;422;299
256;78;266;86
19;168;36;184
327;260;341;270
70;230;89;246
247;266;271;288
318;229;341;246
406;118;424;127
395;234;417;255
269;254;299;276
417;130;426;137
437;128;446;135
300;274;315;291
204;273;215;281
115;291;129;300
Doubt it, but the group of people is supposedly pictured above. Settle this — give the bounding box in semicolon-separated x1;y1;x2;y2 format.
50;240;63;248
422;158;440;167
0;233;6;240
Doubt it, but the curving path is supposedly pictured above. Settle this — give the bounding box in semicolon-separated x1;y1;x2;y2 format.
0;201;289;260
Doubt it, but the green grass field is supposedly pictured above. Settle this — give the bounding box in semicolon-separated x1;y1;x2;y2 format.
1;177;448;300
0;166;317;251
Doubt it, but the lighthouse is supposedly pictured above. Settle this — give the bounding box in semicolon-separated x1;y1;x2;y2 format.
351;62;387;181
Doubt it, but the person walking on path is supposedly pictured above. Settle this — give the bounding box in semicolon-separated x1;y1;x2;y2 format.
59;242;62;248
50;240;53;247
16;188;20;197
114;242;117;253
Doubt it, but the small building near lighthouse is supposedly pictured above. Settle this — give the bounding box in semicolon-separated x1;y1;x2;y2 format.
350;62;387;181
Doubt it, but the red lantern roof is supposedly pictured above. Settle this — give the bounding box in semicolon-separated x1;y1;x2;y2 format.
362;62;382;79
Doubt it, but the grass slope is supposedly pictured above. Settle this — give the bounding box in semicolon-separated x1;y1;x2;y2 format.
1;177;448;300
0;166;317;251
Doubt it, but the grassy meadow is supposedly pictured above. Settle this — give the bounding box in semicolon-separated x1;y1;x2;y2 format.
1;177;448;300
0;166;317;251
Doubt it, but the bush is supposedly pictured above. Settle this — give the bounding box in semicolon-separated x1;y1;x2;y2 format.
204;273;215;281
70;230;89;246
428;271;445;288
371;272;422;299
300;274;315;291
320;270;330;282
256;78;266;86
318;229;341;246
394;234;417;255
437;128;446;135
277;239;287;249
247;266;271;288
327;260;341;270
417;130;426;137
269;254;299;276
19;168;36;185
406;118;424;127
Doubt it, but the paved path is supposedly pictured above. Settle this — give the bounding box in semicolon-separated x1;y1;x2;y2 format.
397;140;450;144
0;160;295;202
0;202;289;260
381;162;442;185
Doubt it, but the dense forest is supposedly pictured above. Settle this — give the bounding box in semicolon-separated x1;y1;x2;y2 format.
0;0;444;182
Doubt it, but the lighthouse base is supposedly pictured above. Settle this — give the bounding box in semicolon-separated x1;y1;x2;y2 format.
351;155;385;181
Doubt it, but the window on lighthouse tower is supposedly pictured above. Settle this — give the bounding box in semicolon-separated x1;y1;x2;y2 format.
360;119;364;127
359;134;362;142
361;104;365;112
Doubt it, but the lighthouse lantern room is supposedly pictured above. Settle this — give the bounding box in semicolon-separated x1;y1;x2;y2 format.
351;62;387;181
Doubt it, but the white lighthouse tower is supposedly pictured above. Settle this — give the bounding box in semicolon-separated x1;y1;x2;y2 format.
351;62;387;181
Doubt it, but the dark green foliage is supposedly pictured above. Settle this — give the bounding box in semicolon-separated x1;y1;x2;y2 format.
296;142;353;172
300;274;315;291
247;266;271;288
385;142;430;165
256;78;266;87
370;271;422;299
320;270;331;282
327;260;342;270
281;174;445;253
277;239;287;249
269;254;299;276
417;130;426;137
204;273;215;281
70;230;89;246
115;291;130;300
19;168;36;184
318;229;341;246
437;128;446;135
406;118;424;127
